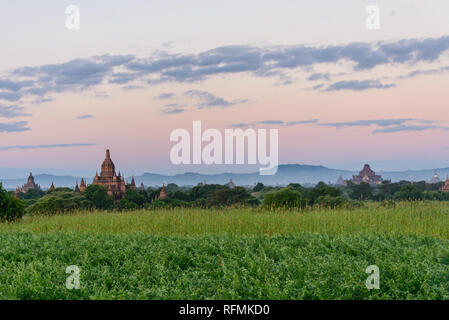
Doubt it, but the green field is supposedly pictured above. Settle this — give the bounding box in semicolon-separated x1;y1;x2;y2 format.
1;202;449;299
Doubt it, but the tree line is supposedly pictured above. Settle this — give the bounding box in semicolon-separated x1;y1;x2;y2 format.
2;179;449;221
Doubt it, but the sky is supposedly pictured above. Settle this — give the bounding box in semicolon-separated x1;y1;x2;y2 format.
1;0;449;178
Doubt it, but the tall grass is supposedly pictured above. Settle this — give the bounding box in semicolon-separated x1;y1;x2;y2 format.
1;201;448;239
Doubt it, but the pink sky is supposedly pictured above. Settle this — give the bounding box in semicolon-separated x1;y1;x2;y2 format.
1;2;449;177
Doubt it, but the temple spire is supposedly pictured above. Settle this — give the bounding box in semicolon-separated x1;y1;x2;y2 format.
92;149;126;201
441;175;449;192
158;183;168;199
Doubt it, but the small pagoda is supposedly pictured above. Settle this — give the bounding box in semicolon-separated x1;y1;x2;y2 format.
440;176;449;193
335;176;346;186
80;178;87;192
158;184;168;200
430;172;441;184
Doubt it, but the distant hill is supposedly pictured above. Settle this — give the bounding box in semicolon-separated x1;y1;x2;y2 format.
1;164;448;190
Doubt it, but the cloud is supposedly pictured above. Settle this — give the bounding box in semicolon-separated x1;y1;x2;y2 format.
12;54;135;98
312;84;325;90
307;73;330;81
76;114;93;120
0;79;33;91
284;119;319;126
156;90;247;114
122;85;143;90
231;123;252;128
0;121;30;132
373;125;449;134
109;72;141;84
1;35;447;104
0;91;23;101
258;119;318;126
399;65;449;79
31;97;54;104
319;118;449;134
318;118;449;133
0;143;96;151
156;92;176;99
0;105;31;118
185;90;248;109
162;103;185;114
324;80;396;92
231;119;318;128
319;119;414;128
231;118;448;134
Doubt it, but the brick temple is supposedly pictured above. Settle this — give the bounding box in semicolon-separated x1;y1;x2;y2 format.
440;176;449;193
16;172;41;195
92;149;135;200
351;164;383;185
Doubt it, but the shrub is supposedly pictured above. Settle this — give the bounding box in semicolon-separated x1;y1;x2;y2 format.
0;183;25;222
118;189;147;209
314;195;350;209
83;185;114;209
263;188;304;209
150;198;187;209
304;182;342;205
27;191;89;215
348;182;373;200
394;185;422;201
21;189;45;200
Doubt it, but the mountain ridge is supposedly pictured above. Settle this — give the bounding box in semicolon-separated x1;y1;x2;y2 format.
2;163;448;190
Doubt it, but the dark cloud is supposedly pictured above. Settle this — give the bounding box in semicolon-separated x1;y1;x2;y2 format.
0;121;30;132
324;80;396;92
0;105;31;118
0;143;96;150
